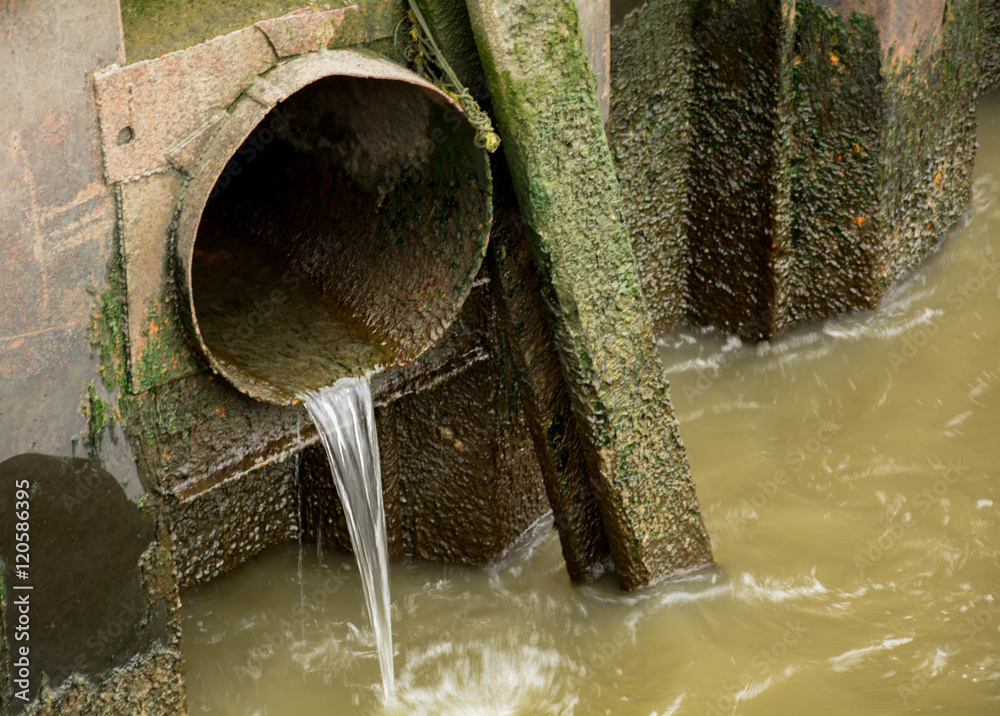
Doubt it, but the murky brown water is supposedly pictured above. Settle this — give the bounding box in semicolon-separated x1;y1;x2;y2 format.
181;93;1000;715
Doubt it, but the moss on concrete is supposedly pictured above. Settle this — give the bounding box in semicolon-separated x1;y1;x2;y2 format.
88;217;132;401
467;0;712;590
80;380;116;460
132;290;204;396
874;0;978;290
21;641;185;716
120;0;359;62
609;0;978;342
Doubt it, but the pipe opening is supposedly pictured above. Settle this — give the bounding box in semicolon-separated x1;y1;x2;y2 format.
190;72;491;404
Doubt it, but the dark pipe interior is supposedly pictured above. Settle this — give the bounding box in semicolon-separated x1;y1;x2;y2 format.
191;74;490;404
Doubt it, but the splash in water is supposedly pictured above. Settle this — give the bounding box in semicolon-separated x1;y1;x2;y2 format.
303;377;394;702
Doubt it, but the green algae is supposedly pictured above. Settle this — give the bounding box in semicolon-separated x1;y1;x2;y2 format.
120;0;359;62
467;0;712;589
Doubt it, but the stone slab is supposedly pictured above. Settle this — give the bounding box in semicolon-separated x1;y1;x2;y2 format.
608;0;693;334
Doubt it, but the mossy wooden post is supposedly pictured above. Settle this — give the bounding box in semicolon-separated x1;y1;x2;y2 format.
985;0;1000;92
412;0;618;582
608;0;693;335
610;0;979;342
465;0;712;589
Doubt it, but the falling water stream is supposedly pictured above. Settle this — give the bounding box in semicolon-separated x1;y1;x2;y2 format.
181;93;1000;714
302;378;394;703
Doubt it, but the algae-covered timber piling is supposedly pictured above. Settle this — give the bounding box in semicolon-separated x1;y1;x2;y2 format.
465;0;713;589
982;0;1000;91
610;0;982;340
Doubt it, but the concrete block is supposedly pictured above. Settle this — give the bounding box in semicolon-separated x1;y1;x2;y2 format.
984;0;1000;91
126;372;315;500
170;458;299;589
608;0;693;334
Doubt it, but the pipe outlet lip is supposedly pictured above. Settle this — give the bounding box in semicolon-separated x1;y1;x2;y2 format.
175;51;493;405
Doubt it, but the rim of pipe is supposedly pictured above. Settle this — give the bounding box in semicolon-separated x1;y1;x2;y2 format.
173;50;493;405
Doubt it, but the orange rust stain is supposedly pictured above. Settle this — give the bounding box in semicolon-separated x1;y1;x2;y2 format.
934;171;942;182
830;53;840;65
854;216;866;227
